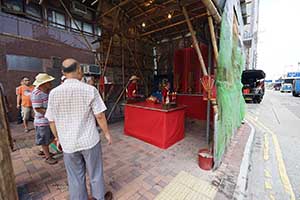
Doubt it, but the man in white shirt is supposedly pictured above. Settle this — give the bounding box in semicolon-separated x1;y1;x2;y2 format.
45;58;112;200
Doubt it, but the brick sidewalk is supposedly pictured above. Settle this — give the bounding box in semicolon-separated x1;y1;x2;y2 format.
10;120;252;200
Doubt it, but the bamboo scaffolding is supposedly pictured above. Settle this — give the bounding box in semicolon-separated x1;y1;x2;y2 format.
125;41;149;95
140;13;207;37
181;6;208;76
107;79;131;121
146;6;206;30
103;9;120;76
100;0;131;18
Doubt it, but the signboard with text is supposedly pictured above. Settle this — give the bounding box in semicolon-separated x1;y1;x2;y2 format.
287;72;300;78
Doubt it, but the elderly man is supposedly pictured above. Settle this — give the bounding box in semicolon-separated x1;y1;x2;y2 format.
31;73;57;165
45;58;113;200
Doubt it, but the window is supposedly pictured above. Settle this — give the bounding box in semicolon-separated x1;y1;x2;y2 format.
71;19;82;31
83;22;93;34
2;0;23;13
96;27;101;36
6;55;43;72
48;10;66;29
71;20;93;35
25;2;42;21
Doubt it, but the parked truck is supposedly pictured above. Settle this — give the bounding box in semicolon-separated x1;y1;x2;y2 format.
292;79;300;97
242;70;266;103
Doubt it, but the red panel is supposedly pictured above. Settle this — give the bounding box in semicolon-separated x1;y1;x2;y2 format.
173;43;210;93
176;95;207;120
124;104;185;149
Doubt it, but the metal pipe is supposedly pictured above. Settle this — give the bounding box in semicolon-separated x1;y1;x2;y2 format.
206;42;212;146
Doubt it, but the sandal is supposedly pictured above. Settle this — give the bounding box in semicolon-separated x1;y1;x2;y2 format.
38;151;55;157
45;157;58;165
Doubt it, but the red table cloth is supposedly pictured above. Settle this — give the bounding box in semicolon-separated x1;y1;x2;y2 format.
124;102;186;149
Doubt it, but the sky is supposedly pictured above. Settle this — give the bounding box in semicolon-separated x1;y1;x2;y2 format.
257;0;300;80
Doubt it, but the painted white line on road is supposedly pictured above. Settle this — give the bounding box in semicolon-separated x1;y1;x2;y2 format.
246;115;296;200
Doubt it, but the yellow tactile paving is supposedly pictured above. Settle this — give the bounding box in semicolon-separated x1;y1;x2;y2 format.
155;171;217;200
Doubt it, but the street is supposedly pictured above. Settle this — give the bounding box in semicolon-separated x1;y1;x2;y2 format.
246;90;300;200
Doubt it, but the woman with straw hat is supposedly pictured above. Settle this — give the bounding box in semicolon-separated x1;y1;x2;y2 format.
127;75;140;99
31;73;57;165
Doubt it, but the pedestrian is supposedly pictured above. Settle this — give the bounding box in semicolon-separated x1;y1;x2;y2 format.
16;77;34;132
86;76;95;86
126;75;140;99
31;73;57;165
45;58;113;200
61;75;66;84
16;78;24;124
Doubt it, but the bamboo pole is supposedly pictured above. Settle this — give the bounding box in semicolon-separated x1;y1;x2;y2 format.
121;37;125;90
207;10;219;62
181;6;208;76
201;0;222;24
103;9;120;76
140;13;207;37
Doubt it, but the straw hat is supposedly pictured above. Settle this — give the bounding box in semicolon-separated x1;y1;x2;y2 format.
129;75;140;81
33;73;55;87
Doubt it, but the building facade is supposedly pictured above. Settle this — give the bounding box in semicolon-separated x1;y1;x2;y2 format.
0;0;101;120
242;0;260;69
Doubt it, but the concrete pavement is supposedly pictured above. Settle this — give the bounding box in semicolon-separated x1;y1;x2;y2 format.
246;90;300;200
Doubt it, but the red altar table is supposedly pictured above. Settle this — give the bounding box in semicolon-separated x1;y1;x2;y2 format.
124;102;186;149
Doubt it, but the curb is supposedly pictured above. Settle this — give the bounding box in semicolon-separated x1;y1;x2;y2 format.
232;120;255;200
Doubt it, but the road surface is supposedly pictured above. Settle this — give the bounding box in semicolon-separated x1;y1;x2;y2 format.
246;90;300;200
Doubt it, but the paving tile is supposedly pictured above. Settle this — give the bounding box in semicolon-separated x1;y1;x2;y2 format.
9;121;251;200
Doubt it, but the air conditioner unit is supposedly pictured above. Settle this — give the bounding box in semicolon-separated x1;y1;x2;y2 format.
71;1;87;16
81;64;101;75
